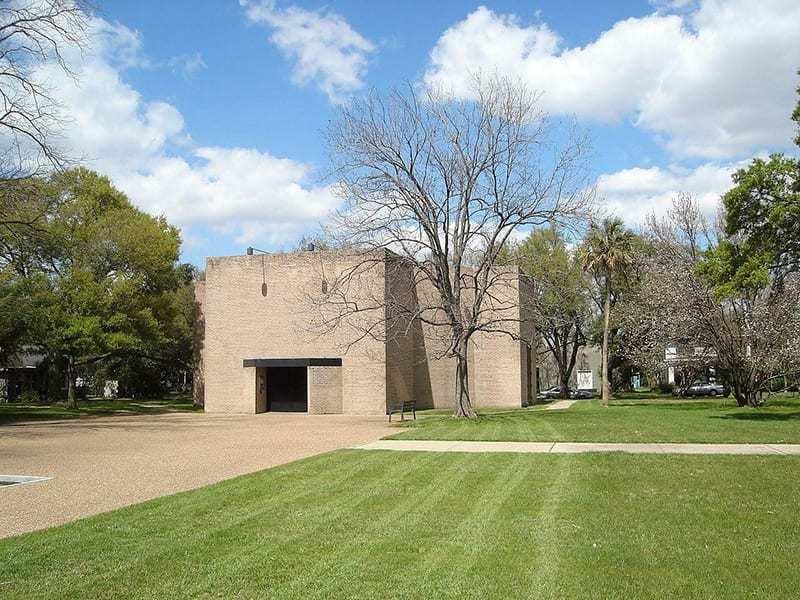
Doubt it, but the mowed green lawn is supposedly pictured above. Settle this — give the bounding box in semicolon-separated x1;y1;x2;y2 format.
2;450;799;599
0;396;200;424
389;394;800;443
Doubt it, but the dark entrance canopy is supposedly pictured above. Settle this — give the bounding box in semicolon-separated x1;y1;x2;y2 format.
242;358;342;368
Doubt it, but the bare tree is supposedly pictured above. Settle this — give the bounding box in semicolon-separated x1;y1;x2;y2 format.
620;195;800;407
318;76;594;417
0;0;89;183
0;0;90;279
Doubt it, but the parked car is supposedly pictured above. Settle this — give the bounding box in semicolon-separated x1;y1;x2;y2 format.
675;381;730;397
537;386;571;400
538;386;593;400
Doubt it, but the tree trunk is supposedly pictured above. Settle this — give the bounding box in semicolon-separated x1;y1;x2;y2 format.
729;369;764;407
65;357;77;409
453;339;476;418
732;383;762;407
733;390;761;407
559;372;571;399
601;280;612;407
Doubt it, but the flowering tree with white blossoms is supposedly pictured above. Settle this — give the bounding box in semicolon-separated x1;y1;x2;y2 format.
620;195;800;407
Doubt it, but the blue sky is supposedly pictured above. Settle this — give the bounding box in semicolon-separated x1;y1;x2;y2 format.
53;1;800;265
104;1;660;168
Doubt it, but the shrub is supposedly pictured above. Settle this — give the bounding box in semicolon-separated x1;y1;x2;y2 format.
658;382;674;394
17;389;41;404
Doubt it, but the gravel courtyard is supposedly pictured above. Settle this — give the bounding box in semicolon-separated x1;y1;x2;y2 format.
0;412;390;538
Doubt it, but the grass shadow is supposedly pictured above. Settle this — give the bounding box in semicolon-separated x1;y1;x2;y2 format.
0;397;201;426
609;400;723;411
714;411;800;422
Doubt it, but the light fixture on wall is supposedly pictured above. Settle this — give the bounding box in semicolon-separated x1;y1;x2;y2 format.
246;246;270;297
317;246;328;295
261;256;268;297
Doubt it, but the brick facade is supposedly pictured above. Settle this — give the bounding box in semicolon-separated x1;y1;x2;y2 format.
192;280;205;406
196;250;536;415
308;366;343;414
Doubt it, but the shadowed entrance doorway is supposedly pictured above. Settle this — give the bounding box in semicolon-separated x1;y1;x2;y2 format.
266;367;307;412
245;358;343;414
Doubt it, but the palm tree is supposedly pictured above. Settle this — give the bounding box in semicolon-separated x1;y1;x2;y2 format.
579;218;636;406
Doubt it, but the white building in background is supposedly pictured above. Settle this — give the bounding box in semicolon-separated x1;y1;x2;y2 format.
664;344;719;386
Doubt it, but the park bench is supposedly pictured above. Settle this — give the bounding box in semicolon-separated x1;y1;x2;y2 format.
387;400;416;422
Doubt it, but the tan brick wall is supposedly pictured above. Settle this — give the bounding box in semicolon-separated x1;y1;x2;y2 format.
426;356;457;409
308;366;343;414
419;334;524;410
255;367;267;412
413;270;530;410
411;333;437;410
384;258;417;411
193;280;206;406
412;296;459;409
471;331;524;408
519;274;537;405
202;252;387;415
198;251;533;415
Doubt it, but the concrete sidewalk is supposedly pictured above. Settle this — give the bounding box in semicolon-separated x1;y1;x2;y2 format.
356;440;800;455
544;400;576;410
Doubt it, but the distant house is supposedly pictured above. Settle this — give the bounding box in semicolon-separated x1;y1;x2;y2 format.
0;351;46;402
663;345;719;386
537;345;603;393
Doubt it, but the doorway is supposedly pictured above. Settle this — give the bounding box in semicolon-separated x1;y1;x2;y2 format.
266;367;308;412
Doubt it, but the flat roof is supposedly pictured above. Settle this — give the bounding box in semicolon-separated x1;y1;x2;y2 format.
242;358;342;368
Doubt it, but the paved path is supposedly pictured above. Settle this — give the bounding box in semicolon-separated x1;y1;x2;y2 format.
357;440;800;455
0;412;390;538
544;400;576;410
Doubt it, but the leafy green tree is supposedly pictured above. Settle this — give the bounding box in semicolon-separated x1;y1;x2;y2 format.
579;218;637;406
709;73;800;294
516;227;589;398
0;271;49;364
22;169;182;406
62;269;197;399
711;155;800;294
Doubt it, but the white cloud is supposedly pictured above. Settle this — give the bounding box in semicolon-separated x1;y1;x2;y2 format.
90;19;206;77
92;18;149;69
596;161;748;226
37;17;338;250
650;0;697;10
425;1;800;159
117;148;336;245
242;0;375;104
166;52;207;78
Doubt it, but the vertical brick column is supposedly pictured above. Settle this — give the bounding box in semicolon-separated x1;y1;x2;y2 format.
308;366;343;414
255;367;267;413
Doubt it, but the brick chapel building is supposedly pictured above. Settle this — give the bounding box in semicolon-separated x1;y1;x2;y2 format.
194;249;536;415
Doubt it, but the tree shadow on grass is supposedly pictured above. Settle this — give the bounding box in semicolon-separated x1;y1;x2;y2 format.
713;411;800;422
754;398;800;409
0;399;200;426
609;400;721;412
